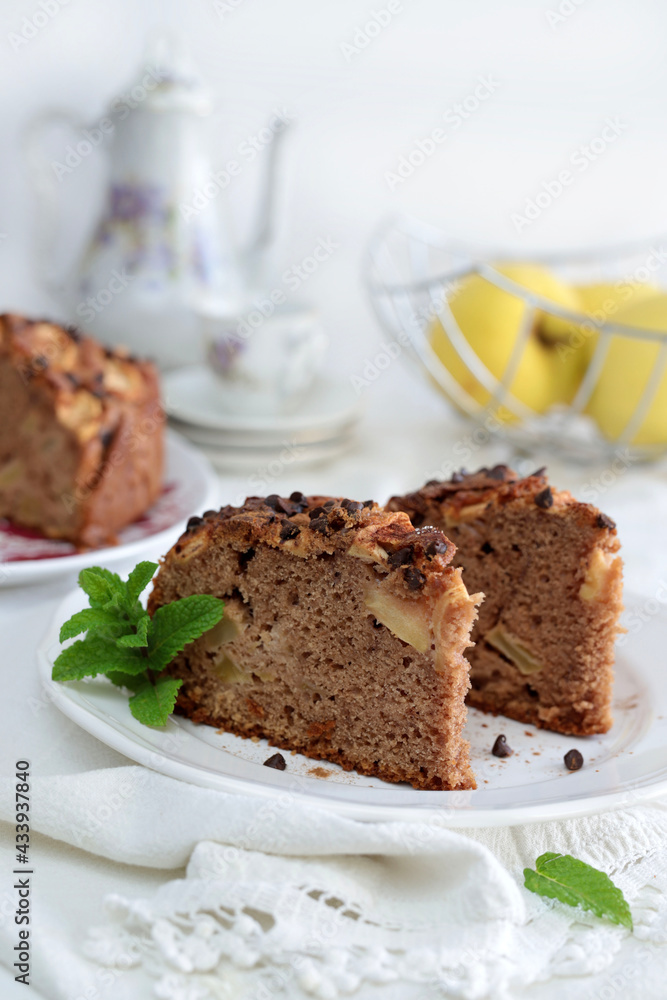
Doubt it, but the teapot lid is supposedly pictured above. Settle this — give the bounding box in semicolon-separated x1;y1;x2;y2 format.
128;32;212;115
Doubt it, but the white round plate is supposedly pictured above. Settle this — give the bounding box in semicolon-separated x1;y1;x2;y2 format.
37;592;667;827
163;367;363;435
1;430;219;588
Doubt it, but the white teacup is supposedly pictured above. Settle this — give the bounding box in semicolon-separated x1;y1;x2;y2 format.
200;302;329;416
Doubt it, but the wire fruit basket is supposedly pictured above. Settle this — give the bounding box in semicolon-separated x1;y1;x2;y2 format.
366;215;667;462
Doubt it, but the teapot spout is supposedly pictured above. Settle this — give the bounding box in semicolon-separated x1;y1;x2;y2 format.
241;114;291;286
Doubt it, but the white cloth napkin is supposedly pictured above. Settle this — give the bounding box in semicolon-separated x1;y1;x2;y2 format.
2;765;667;1000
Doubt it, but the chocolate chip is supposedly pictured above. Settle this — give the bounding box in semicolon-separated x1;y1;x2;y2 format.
362;499;374;508
309;506;326;519
323;500;336;510
597;513;616;531
491;734;513;758
280;522;300;541
564;748;584;771
346;501;364;513
404;567;425;590
310;516;329;535
263;753;286;770
388;546;413;567
425;479;440;487
289;491;305;503
264;494;280;510
202;509;217;518
534;487;553;509
488;464;508;480
100;429;114;449
451;472;464;483
531;466;547;478
186;515;204;530
329;513;346;531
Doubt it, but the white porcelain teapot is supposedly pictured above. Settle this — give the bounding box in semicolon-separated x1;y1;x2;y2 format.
25;35;289;369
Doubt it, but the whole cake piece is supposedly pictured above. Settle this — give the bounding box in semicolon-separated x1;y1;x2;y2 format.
388;466;623;735
148;494;483;790
0;314;164;548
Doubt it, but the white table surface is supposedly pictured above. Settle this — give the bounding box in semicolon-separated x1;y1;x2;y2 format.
1;363;666;999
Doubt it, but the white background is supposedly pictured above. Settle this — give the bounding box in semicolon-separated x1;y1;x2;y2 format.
2;0;667;371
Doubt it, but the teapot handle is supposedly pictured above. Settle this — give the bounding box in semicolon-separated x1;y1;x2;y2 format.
23;110;101;298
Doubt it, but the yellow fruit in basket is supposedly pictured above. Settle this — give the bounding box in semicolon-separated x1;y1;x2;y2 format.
586;295;667;445
429;263;584;420
575;281;660;363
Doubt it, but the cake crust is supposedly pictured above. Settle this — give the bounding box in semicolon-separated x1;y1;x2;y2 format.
149;493;482;790
389;465;623;736
0;314;164;548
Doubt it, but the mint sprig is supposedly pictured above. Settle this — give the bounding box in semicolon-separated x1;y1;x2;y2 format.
53;561;224;727
524;852;633;929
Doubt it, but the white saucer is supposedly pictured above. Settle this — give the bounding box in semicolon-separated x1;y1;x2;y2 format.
163;367;363;435
0;430;219;587
38;592;667;827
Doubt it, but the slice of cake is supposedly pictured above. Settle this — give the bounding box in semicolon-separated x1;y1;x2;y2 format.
0;314;164;548
148;494;483;790
388;466;623;735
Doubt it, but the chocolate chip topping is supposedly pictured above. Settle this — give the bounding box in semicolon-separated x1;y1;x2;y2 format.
362;500;374;508
531;466;547;478
264;495;281;510
100;429;115;449
309;506;326;519
289;491;305;503
487;464;509;480
388;546;413;567
263;753;286;770
280;522;300;541
491;734;513;758
404;567;426;590
186;515;204;530
310;516;329;535
534;486;554;510
596;513;616;531
564;748;584;771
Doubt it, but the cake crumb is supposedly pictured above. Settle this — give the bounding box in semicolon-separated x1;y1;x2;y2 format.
308;766;331;779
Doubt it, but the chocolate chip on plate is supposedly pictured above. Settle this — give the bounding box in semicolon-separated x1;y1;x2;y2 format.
263;753;286;770
491;734;513;758
564;748;584;771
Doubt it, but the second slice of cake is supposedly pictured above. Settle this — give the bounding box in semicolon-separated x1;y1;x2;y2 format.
389;466;624;736
148;494;483;790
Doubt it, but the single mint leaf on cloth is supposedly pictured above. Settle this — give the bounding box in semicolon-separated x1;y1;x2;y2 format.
125;561;158;612
129;675;184;727
147;595;224;673
78;567;125;609
523;852;633;929
116;615;150;648
59;607;128;643
52;635;147;682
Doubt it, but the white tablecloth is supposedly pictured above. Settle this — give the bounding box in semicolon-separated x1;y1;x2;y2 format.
2;365;667;1000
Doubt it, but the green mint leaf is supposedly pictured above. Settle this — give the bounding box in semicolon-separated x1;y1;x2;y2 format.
125;561;158;612
147;595;224;673
59;608;127;643
116;615;150;648
79;567;125;609
52;635;147;682
523;852;633;929
129;675;183;727
106;670;146;693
